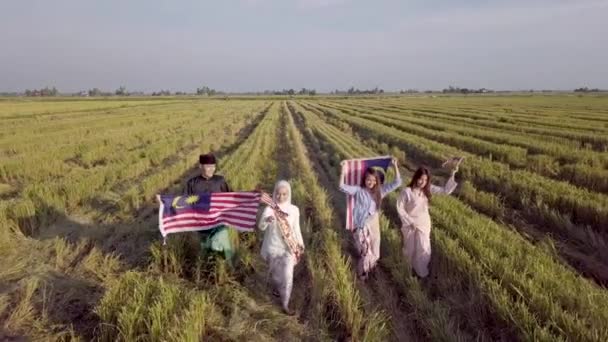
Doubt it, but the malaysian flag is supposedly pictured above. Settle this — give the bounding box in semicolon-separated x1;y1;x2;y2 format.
260;191;287;217
157;191;261;237
342;156;392;231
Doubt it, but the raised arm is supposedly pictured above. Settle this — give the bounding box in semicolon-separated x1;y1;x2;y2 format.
339;161;360;195
430;169;458;195
381;157;402;197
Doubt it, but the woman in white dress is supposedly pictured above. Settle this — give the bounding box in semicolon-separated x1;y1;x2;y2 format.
396;160;461;278
259;180;304;315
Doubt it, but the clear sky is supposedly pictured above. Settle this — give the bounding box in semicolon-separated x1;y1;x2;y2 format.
1;0;607;92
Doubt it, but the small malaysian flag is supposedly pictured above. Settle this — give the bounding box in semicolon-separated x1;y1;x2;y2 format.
441;156;464;168
260;191;287;217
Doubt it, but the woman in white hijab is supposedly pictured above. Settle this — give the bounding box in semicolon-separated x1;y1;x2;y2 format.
258;180;304;315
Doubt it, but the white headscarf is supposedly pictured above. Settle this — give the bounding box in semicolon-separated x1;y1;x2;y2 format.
260;179;304;262
273;180;292;209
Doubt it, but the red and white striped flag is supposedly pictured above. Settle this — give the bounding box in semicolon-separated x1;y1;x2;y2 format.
260;191;274;207
157;191;261;237
342;156;392;231
260;191;288;217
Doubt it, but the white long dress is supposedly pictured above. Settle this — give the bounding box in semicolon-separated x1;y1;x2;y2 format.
259;182;304;310
396;174;457;277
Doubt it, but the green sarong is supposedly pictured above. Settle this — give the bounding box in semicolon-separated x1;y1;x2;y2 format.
198;225;233;264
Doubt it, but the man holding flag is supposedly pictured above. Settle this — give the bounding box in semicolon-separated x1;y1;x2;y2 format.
183;153;234;263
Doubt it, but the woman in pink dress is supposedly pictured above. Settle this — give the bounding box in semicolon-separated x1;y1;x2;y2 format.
396;160;461;278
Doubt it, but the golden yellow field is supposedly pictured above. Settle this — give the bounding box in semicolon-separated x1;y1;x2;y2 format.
1;95;608;341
